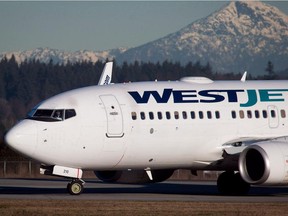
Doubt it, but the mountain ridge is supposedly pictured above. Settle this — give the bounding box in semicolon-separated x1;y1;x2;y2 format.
117;1;288;74
1;1;287;74
0;47;126;65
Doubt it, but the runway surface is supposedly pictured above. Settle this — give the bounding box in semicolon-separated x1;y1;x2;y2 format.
1;178;288;202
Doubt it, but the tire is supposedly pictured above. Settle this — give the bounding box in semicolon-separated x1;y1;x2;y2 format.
233;172;250;195
217;171;234;195
67;180;83;195
217;171;250;195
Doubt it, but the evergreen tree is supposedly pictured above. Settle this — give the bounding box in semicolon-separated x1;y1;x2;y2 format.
265;61;277;80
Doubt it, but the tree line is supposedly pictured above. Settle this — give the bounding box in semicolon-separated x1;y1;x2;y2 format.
0;55;285;160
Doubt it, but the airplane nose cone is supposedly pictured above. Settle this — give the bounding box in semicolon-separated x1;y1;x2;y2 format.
5;120;37;158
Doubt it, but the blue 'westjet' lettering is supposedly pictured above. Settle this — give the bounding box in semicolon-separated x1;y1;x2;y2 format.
128;89;172;103
128;89;288;107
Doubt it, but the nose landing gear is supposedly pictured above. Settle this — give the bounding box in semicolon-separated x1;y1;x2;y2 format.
67;179;85;195
40;165;85;195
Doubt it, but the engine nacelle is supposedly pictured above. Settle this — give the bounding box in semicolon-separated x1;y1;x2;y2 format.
239;141;288;185
94;169;174;184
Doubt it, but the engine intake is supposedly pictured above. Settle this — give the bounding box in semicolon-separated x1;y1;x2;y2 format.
239;141;288;185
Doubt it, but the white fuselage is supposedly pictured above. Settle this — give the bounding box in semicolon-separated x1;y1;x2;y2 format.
6;80;288;171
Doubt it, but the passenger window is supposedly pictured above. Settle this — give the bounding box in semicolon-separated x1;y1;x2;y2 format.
131;112;137;120
281;110;286;118
207;111;212;119
231;111;236;119
140;112;145;120
174;111;179;119
149;112;154;120
190;111;196;119
157;112;162;120
215;111;220;119
199;111;204;119
65;109;76;120
255;110;260;119
166;112;171;120
270;110;276;118
239;110;245;119
247;110;252;119
262;110;268;118
182;111;187;119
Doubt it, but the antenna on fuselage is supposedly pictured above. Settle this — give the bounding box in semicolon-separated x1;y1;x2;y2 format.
98;62;113;85
241;71;247;82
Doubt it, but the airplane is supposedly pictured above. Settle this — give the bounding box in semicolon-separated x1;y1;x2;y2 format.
4;62;288;195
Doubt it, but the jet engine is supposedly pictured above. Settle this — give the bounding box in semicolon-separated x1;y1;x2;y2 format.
94;169;174;184
239;140;288;185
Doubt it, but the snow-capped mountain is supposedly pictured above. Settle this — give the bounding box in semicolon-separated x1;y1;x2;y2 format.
117;1;288;74
0;47;126;65
1;1;287;74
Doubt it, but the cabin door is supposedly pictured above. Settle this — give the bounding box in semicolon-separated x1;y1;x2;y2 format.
100;95;124;138
99;95;126;166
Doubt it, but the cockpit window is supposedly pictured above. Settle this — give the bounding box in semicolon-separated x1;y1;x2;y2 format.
34;110;54;118
52;110;64;121
65;109;76;119
26;109;76;122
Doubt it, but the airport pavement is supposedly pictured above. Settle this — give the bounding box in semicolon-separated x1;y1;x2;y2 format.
1;178;288;202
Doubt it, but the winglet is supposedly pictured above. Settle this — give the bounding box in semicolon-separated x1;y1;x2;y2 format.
241;71;247;82
98;62;113;85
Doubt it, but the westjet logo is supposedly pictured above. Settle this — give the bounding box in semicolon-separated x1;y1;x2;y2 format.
103;75;110;85
128;89;288;107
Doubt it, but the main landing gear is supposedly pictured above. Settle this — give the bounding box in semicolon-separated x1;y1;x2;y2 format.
217;171;250;195
67;179;85;195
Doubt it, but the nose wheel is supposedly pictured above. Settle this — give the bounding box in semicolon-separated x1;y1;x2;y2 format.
67;179;84;195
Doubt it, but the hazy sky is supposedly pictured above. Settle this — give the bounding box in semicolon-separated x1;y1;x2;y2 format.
0;1;287;53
